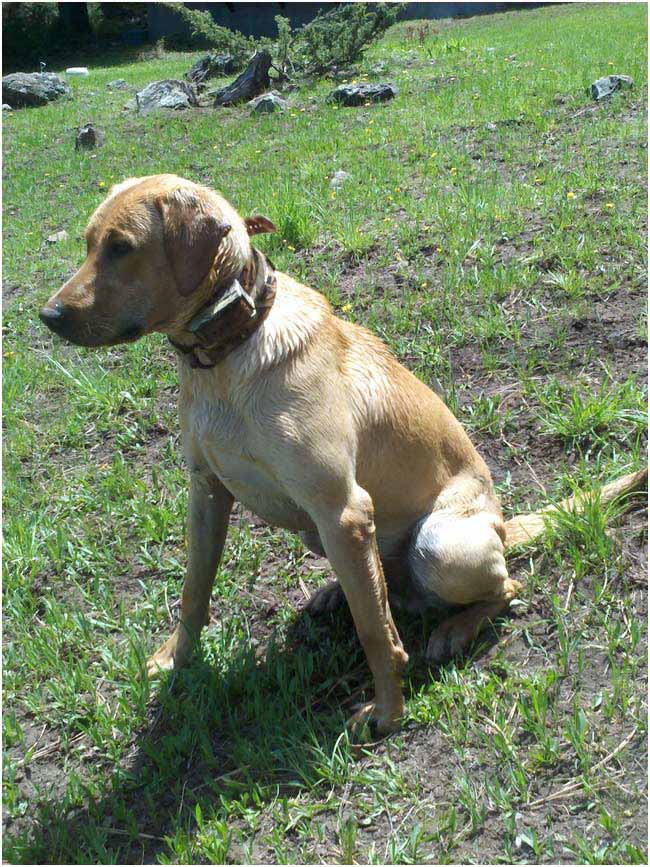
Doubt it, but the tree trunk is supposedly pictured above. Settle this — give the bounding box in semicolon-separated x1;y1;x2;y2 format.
58;3;91;34
213;50;272;107
100;2;123;19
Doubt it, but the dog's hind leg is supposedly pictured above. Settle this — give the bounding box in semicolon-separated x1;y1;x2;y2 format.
303;532;411;616
300;530;346;615
409;476;522;663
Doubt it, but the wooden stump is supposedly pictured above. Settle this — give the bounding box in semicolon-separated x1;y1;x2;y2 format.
213;51;272;107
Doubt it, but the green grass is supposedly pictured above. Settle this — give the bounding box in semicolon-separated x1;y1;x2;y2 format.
3;4;648;863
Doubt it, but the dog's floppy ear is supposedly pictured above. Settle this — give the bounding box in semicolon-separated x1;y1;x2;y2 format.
244;215;277;236
156;189;232;297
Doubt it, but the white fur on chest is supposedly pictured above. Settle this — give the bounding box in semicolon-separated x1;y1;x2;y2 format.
181;382;313;532
177;276;328;531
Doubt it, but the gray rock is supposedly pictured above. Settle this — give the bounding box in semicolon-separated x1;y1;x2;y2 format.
107;79;128;90
330;170;352;189
46;230;68;244
2;72;71;108
75;123;103;150
329;82;397;107
186;54;237;88
590;74;634;101
249;91;287;114
126;79;198;114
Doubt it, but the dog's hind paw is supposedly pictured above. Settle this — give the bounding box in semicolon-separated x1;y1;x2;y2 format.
426;593;519;665
305;580;346;616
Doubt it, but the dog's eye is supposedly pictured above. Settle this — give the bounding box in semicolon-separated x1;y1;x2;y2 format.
108;240;133;258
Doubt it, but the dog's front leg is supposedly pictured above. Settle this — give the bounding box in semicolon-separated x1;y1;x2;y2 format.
146;471;233;677
315;486;408;735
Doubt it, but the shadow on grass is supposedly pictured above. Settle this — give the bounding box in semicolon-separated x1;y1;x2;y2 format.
4;600;511;864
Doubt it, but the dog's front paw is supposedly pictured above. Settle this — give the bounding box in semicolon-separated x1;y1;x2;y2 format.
146;625;195;679
347;699;403;740
305;580;346;616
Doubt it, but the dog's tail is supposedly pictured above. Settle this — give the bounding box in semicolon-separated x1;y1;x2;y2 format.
503;467;647;551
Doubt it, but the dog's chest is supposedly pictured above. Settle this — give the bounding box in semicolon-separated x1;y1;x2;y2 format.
184;393;313;531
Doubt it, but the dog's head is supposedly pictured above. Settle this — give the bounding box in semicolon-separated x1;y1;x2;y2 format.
39;174;275;347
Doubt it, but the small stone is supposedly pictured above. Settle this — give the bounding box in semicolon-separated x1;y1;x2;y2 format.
107;79;127;90
330;170;352;189
46;230;68;244
248;91;287;114
590;74;633;101
75;123;103;150
328;82;397;107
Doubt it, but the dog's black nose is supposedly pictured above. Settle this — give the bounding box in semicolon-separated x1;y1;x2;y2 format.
39;302;66;331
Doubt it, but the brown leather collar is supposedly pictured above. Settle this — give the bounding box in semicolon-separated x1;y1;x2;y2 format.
168;248;276;369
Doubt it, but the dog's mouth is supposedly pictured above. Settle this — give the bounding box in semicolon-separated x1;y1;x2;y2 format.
39;306;146;348
111;323;145;344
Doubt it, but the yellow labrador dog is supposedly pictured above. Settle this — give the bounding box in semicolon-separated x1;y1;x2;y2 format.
40;175;645;734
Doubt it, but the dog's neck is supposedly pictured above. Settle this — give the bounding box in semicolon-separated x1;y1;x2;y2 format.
168;247;276;369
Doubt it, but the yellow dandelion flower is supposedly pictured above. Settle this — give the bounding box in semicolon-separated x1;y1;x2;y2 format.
566;191;576;199
341;302;353;313
98;181;106;188
534;177;543;184
604;202;615;209
430;151;438;158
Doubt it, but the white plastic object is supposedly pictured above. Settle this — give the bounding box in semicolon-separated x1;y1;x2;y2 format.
65;67;89;76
